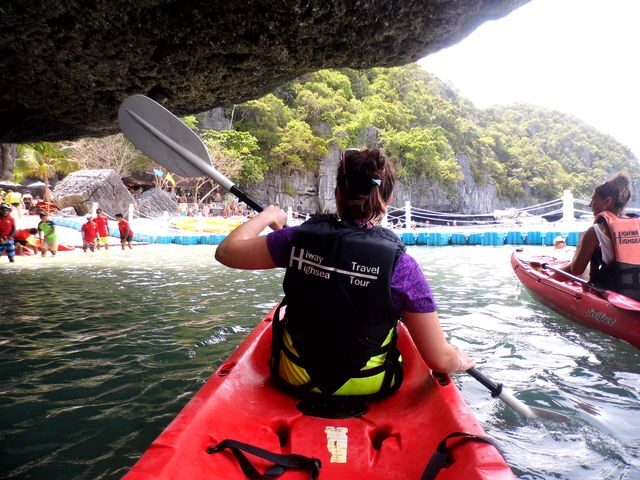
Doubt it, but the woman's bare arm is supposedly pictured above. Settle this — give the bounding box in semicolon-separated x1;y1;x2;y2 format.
402;311;475;373
565;226;598;276
215;205;288;270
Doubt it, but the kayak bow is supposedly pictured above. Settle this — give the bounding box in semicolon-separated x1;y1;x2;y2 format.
124;308;513;479
511;249;640;348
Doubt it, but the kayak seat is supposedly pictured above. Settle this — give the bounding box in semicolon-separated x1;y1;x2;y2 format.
296;397;369;419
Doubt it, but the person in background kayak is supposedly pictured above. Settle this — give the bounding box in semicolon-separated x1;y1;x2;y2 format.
553;236;566;250
216;148;474;398
556;173;640;300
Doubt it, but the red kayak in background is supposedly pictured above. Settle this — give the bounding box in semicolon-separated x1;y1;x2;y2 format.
2;242;73;255
511;249;640;348
123;308;513;480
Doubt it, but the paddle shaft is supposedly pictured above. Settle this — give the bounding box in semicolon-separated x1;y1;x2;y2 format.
524;257;640;311
229;185;263;213
467;368;497;392
120;96;263;213
466;368;536;419
539;263;607;295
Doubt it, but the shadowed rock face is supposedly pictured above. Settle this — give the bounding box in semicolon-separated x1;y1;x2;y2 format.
0;0;528;143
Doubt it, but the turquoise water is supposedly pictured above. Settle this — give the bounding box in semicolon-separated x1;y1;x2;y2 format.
1;245;638;479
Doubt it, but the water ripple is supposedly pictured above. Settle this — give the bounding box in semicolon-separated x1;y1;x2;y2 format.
1;245;638;479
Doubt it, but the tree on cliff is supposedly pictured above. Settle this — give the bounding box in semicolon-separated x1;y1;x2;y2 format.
233;64;639;204
5;64;639;208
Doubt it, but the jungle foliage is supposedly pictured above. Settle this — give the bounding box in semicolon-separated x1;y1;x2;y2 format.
11;64;639;204
231;64;638;202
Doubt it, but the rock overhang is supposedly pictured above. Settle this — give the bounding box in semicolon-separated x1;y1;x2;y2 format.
0;0;529;143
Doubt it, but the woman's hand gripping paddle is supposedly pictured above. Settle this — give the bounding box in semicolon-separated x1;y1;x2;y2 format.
118;95;263;213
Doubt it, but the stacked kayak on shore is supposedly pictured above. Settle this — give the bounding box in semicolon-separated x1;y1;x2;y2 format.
511;249;640;348
123;309;513;479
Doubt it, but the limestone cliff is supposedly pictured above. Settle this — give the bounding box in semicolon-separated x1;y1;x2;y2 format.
247;151;507;214
0;1;528;144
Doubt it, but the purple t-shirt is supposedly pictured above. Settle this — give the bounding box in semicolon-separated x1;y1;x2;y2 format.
266;226;437;314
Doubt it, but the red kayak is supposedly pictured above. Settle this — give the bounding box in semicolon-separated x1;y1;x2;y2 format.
511;249;640;348
123;308;513;479
31;239;75;252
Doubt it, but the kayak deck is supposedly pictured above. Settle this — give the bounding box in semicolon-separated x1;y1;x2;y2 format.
511;249;640;348
124;310;513;479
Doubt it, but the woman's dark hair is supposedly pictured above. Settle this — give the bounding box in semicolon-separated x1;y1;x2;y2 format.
335;148;395;222
593;173;632;214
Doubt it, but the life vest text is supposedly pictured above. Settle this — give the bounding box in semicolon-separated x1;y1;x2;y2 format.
349;276;370;287
351;262;380;275
304;251;323;264
304;264;331;279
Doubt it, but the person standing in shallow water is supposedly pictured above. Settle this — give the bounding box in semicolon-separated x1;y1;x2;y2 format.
115;213;134;250
0;204;16;262
14;228;39;255
556;173;640;300
94;209;109;250
215;148;474;399
81;215;98;252
37;212;58;256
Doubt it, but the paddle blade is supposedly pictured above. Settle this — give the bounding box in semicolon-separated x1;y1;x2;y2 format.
606;292;640;312
118;95;234;191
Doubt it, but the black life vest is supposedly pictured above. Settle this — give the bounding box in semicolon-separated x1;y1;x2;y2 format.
270;215;406;397
590;211;640;300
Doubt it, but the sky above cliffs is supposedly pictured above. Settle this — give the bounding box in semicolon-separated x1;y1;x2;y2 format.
419;0;640;160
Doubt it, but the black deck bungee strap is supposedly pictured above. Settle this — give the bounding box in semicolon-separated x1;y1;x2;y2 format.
207;439;321;480
421;432;506;480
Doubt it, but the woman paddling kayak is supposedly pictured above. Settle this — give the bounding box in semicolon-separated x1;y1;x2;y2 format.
553;173;640;301
118;97;513;479
215;148;474;398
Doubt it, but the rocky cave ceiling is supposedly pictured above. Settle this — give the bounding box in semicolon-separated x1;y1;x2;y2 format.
0;0;529;144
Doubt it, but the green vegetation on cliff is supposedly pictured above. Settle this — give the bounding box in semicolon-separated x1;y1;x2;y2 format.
12;64;639;206
231;64;638;203
480;104;638;200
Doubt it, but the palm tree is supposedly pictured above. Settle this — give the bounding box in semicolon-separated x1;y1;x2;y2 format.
15;142;78;209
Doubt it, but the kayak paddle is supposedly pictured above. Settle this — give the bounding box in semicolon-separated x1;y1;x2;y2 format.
530;261;640;312
466;368;535;418
467;368;568;421
118;94;263;213
118;94;554;421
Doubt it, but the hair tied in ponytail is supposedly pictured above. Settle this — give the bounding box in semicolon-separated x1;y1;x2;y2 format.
371;178;382;186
